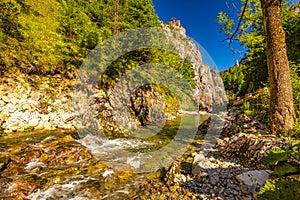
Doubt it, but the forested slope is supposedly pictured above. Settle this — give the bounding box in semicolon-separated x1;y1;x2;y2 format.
0;0;159;75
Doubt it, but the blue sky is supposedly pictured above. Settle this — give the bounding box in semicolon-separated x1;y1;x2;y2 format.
152;0;299;71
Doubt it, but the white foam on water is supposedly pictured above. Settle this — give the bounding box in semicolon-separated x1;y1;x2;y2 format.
26;176;97;200
177;110;199;115
78;134;154;169
25;158;47;171
41;136;56;143
102;170;114;177
126;155;141;169
116;189;130;194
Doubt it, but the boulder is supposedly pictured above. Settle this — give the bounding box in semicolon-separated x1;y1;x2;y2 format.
236;170;272;194
192;153;219;184
217;133;290;167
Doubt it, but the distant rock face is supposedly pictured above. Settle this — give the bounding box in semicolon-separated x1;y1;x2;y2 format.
211;67;228;108
161;19;227;112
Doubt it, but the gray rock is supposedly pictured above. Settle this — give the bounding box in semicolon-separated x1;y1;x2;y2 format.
218;133;290;167
192;153;219;183
236;170;272;194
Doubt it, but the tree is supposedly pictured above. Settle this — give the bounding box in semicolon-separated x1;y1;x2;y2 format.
260;0;295;134
219;0;296;134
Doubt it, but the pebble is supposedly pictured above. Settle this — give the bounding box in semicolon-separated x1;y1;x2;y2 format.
175;132;279;199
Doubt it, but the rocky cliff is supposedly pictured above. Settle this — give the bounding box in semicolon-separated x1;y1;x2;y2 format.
0;19;227;134
161;18;227;112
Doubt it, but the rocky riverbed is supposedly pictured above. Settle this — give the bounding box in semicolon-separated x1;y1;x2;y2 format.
1;73;298;199
0;118;292;200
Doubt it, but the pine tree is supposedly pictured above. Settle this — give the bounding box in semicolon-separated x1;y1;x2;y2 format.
260;0;295;134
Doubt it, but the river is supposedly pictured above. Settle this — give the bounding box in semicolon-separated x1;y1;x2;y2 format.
0;114;211;199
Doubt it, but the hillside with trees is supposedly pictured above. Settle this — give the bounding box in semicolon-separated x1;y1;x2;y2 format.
0;0;160;76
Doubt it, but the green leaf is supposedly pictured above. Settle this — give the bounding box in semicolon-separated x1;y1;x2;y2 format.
272;162;299;177
261;148;290;167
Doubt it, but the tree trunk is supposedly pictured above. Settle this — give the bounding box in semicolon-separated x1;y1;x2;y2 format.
113;0;120;35
260;0;295;134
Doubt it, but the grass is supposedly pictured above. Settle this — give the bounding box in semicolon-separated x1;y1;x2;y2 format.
24;126;35;133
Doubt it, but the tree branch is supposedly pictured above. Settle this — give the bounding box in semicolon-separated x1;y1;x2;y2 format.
225;0;249;45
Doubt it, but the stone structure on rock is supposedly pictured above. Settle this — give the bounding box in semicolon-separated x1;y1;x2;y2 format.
160;17;186;36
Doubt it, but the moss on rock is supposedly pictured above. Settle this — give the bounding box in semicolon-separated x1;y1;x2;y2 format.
258;177;300;200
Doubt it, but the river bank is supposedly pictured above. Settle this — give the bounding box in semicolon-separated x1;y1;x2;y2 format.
0;122;291;199
1;72;299;199
0;73;75;133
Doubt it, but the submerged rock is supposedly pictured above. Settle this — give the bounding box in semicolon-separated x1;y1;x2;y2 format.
0;132;97;199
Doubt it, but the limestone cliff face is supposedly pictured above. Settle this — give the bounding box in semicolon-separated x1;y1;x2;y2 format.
0;73;75;133
76;19;228;136
161;18;227;112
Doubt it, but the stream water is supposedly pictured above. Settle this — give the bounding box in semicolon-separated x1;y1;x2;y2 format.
0;114;212;199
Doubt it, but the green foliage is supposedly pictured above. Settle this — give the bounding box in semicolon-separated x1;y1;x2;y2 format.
242;101;254;115
219;0;300;131
0;0;23;39
0;0;160;75
259;144;300;199
24;126;35;132
261;148;290;168
283;4;300;64
219;0;300;95
126;0;160;28
217;12;234;36
101;49;195;89
57;0;102;69
257;178;300;200
273;162;299;177
291;64;300;118
293;122;300;138
220;64;246;98
0;127;4;137
261;144;300;176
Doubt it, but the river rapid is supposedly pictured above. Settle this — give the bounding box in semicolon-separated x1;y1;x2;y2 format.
0;114;211;199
